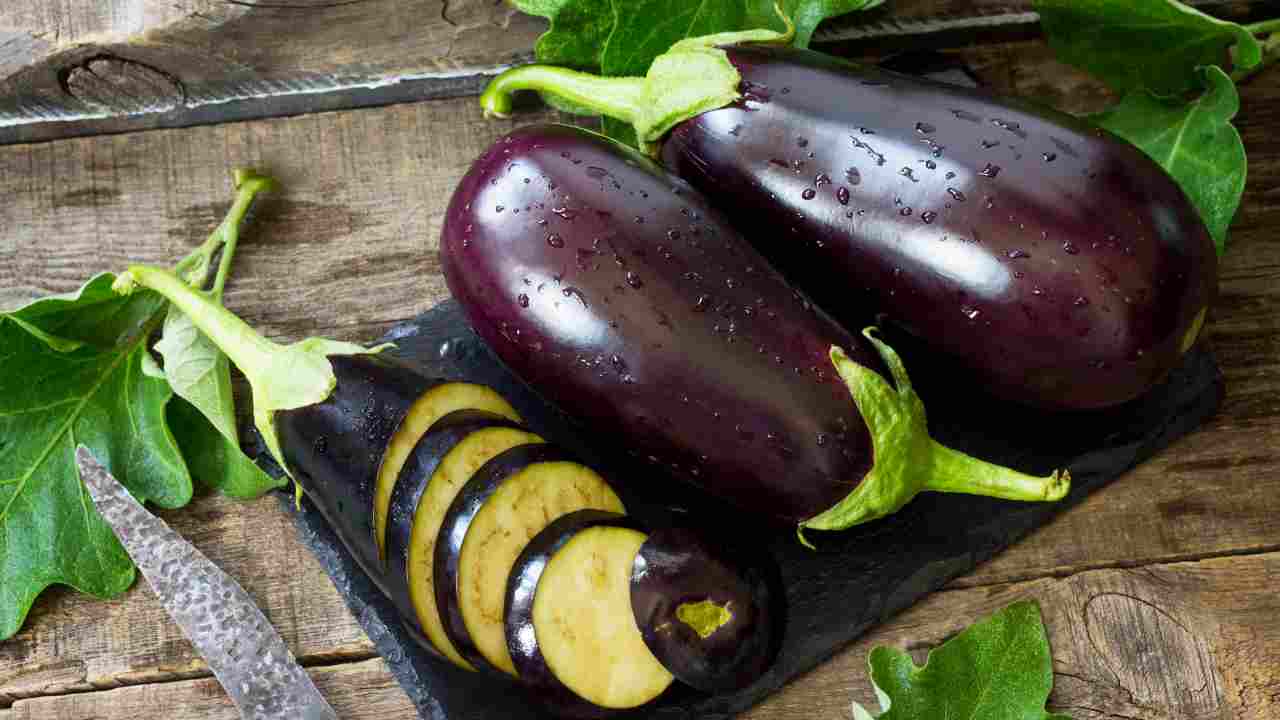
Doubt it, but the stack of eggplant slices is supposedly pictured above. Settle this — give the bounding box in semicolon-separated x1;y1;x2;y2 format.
158;34;1218;718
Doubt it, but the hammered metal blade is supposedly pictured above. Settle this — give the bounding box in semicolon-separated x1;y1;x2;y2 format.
76;446;339;720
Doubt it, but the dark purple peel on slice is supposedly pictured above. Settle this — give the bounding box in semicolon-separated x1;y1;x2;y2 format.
631;527;780;692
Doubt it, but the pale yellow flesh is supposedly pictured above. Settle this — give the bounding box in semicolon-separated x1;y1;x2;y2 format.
459;462;625;676
406;427;542;671
534;527;674;709
374;383;520;563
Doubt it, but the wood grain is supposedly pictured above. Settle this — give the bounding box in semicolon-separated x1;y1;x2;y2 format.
0;37;1276;719
4;657;414;719
7;552;1280;718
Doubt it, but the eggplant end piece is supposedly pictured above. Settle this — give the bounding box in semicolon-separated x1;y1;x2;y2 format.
799;327;1071;544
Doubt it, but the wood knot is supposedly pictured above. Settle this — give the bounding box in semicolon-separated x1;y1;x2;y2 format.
61;55;185;114
1084;592;1222;715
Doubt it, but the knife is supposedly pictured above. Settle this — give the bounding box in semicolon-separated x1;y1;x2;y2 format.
75;445;340;720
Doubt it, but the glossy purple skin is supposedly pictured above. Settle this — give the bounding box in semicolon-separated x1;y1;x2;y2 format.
441;124;879;523
505;509;641;718
631;527;778;692
276;355;438;577
661;45;1217;410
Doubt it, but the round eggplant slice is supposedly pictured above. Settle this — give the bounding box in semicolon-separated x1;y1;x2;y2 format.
372;381;520;565
383;409;525;658
275;354;437;578
631;528;779;692
409;425;544;671
435;444;625;675
533;523;674;709
507;510;642;718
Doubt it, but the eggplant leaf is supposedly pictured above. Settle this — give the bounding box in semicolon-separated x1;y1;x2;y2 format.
0;276;192;640
1034;0;1261;95
851;601;1071;720
1093;66;1244;255
157;309;282;498
513;0;614;70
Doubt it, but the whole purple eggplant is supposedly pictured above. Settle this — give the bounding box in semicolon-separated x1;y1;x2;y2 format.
480;36;1217;410
441;123;1067;537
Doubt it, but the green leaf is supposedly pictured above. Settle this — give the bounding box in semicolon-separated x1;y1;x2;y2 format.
1034;0;1261;95
0;293;191;640
779;0;886;47
10;272;166;349
514;0;614;70
851;601;1072;720
1093;66;1244;254
168;397;284;499
156;309;281;498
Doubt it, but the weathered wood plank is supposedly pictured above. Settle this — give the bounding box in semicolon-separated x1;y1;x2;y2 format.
0;1;1271;144
5;657;413;719
8;552;1280;718
0;44;1276;712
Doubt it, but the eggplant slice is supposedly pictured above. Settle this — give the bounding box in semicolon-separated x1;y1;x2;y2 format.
435;444;624;675
533;523;674;709
457;450;624;676
276;354;438;577
408;425;543;671
373;382;520;564
507;510;642;718
383;409;525;659
631;527;779;691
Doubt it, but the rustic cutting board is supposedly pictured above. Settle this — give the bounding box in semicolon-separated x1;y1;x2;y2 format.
252;295;1222;720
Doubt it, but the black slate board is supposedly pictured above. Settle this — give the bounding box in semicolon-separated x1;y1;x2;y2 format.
259;296;1223;720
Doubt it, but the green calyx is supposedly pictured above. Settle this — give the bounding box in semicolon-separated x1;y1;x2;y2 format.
480;21;793;153
111;265;391;477
798;328;1070;547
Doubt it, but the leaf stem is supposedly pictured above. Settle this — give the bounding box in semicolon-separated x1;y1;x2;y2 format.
171;170;275;292
1234;26;1280;83
1244;19;1280;36
481;65;645;123
211;171;275;300
113;265;283;380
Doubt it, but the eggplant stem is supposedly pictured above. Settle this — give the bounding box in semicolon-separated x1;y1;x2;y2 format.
797;328;1069;540
1234;28;1280;83
924;441;1070;501
480;66;645;123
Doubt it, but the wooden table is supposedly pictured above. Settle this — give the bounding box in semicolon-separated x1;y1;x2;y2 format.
1;2;1278;718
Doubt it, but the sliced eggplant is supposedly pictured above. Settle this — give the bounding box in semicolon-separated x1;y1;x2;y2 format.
406;424;544;671
275;354;438;577
434;444;625;675
507;510;642;718
383;409;525;659
373;381;520;564
531;522;674;709
631;527;779;692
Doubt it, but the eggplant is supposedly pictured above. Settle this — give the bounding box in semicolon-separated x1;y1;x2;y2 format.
480;38;1217;410
383;409;526;659
630;527;778;692
509;510;674;710
441;123;1067;537
407;423;544;671
506;510;643;718
435;443;625;675
275;354;437;577
371;379;520;565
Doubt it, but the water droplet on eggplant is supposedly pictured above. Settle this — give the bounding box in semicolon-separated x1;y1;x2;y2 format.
980;163;1001;178
546;233;564;248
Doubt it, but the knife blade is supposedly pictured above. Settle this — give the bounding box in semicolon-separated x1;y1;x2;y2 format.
75;445;339;720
